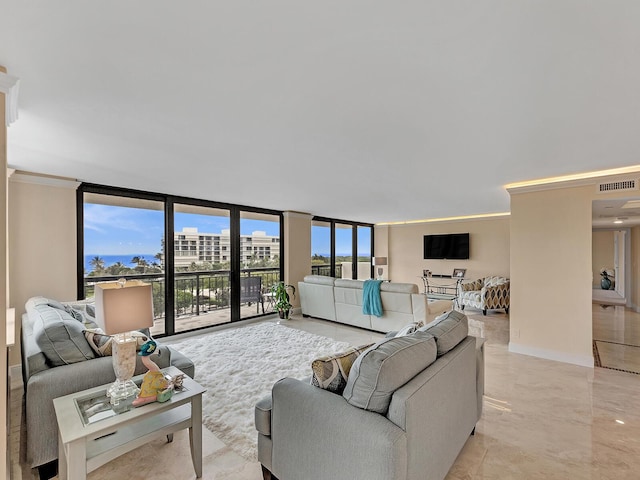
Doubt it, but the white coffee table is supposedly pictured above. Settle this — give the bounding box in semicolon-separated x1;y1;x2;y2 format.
53;366;205;480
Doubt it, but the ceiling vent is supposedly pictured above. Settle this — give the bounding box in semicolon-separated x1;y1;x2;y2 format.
597;179;638;193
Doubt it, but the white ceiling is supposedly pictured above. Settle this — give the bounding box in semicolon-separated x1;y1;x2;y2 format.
2;1;640;224
593;197;640;229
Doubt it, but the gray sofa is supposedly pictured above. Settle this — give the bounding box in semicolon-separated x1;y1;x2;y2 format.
298;275;453;332
255;310;484;480
20;296;195;475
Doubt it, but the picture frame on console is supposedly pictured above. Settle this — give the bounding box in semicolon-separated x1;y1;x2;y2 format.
453;268;466;278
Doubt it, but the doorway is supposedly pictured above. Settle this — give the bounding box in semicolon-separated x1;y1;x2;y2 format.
591;198;640;375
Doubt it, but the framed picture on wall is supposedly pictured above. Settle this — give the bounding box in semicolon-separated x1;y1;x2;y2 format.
453;268;466;278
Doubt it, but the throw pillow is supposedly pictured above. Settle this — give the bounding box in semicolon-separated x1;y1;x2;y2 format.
64;301;100;330
342;331;437;414
33;304;96;366
418;309;468;355
84;329;149;357
311;343;374;394
394;321;424;337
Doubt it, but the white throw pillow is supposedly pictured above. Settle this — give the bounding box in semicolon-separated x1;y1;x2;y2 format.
394;321;424;337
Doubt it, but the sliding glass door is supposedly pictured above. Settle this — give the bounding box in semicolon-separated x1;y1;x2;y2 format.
79;185;283;337
173;204;232;333
239;211;281;318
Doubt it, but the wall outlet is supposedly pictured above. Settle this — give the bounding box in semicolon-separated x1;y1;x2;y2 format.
512;329;520;339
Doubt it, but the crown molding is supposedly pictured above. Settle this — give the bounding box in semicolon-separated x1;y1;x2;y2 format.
9;171;80;189
506;166;640;195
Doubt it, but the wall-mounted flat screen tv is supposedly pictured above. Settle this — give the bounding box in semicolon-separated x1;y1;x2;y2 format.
423;233;470;260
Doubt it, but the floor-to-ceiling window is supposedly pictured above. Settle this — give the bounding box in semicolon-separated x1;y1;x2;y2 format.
311;220;332;276
239;211;281;318
357;225;372;280
80;191;167;335
311;217;374;279
78;184;283;336
173;204;232;333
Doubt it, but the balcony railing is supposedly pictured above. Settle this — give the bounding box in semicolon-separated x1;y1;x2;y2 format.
83;267;282;322
311;264;342;277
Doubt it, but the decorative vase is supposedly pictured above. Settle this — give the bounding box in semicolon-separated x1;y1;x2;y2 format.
601;276;612;290
278;309;290;320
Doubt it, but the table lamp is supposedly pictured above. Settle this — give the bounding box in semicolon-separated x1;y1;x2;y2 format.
95;279;154;405
373;257;387;280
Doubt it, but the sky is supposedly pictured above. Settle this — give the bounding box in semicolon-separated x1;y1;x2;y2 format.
84;204;370;256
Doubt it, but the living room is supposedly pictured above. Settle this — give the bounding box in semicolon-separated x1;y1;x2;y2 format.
3;2;640;479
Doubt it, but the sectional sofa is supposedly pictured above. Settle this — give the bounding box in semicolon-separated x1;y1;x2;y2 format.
298;275;453;332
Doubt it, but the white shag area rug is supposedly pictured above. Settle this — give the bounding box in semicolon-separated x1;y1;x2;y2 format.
167;322;350;461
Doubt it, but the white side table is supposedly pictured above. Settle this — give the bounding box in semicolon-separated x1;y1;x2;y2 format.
53;366;205;480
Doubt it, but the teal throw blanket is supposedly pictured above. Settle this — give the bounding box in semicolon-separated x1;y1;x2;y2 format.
362;279;383;317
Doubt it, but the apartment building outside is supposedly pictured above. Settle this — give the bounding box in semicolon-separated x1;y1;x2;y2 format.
174;227;280;267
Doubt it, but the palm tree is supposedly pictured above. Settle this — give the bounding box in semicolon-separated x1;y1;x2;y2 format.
89;256;105;273
131;256;149;273
106;262;128;276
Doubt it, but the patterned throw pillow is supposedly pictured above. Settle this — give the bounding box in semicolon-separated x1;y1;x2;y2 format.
311;343;374;394
84;329;149;357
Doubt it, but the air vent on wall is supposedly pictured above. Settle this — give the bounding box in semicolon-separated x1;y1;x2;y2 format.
597;179;638;193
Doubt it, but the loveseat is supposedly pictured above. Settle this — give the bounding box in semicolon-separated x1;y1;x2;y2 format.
298;275;453;332
20;296;196;476
255;310;484;480
458;275;510;315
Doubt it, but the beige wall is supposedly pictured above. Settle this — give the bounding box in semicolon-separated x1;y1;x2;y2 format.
632;226;640;310
8;176;78;366
283;211;312;309
385;216;510;286
592;230;615;288
510;185;595;366
1;66;9;480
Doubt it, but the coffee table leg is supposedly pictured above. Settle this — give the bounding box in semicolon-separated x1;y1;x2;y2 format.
189;394;203;478
58;431;67;480
66;438;87;480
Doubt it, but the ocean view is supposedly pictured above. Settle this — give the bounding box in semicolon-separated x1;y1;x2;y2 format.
84;254;158;273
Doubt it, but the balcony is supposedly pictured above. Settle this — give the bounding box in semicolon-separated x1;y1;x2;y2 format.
83;267;281;336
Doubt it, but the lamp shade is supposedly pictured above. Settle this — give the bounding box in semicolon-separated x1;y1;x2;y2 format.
95;280;154;335
373;257;388;266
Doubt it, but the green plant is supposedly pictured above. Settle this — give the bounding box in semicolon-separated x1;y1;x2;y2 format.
271;281;296;317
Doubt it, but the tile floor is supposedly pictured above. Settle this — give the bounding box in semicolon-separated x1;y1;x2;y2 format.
10;306;640;479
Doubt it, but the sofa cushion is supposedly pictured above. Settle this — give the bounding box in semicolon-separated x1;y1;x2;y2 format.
380;282;419;294
311;343;374;394
33;304;96;367
419;309;468;355
343;331;437;414
303;275;337;286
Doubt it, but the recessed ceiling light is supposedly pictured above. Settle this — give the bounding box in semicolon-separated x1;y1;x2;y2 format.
616;419;625;425
614;219;623;224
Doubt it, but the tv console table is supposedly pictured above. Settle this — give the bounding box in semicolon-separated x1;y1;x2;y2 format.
420;275;464;307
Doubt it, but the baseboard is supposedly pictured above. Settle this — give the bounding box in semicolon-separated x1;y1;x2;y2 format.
508;342;594;368
9;364;22;390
